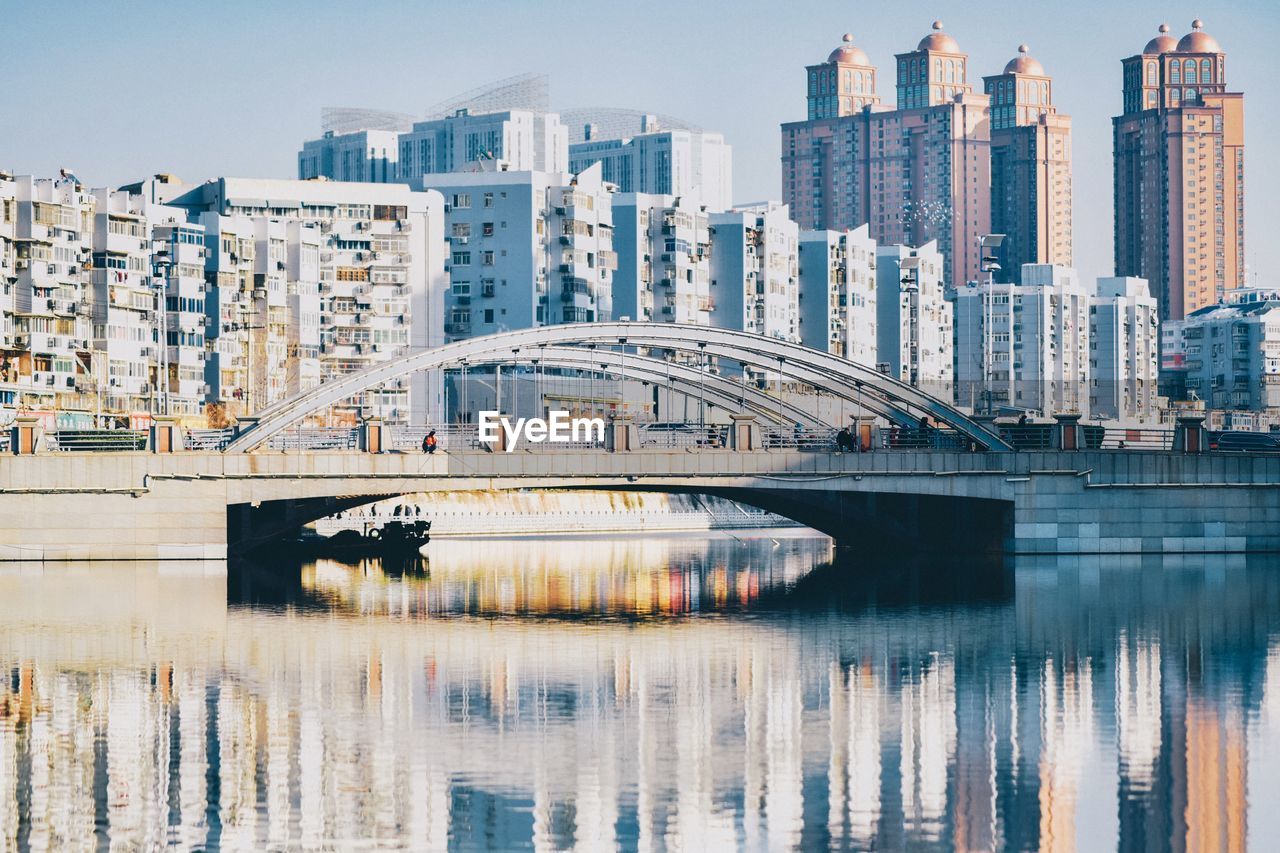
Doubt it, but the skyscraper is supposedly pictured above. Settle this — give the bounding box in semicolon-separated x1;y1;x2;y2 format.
781;23;991;291
1113;20;1245;321
983;46;1073;278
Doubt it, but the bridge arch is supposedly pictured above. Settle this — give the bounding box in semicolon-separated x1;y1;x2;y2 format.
229;324;1010;452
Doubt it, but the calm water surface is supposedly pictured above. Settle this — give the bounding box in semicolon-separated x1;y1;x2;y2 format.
2;534;1280;851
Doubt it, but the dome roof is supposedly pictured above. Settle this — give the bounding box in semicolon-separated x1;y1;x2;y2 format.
917;21;961;53
1004;44;1044;75
1177;19;1221;53
828;33;871;65
1144;24;1177;54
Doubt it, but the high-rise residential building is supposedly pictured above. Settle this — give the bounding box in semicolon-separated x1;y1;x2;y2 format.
1166;290;1280;414
612;193;711;326
11;174;96;414
876;241;951;395
1113;20;1245;321
299;110;570;187
148;214;211;417
0;172;16;397
781;24;991;291
298;129;401;183
569;122;733;212
421;163;616;341
399;110;569;185
90;188;157;415
709;203;799;350
798;225;877;365
159;177;447;424
953;264;1091;416
984;45;1073;277
1090;276;1160;422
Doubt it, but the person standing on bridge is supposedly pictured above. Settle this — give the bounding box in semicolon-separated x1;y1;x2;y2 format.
423;430;438;454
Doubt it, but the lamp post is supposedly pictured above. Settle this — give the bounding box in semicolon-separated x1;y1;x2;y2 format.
978;234;1006;415
900;255;921;388
150;249;173;417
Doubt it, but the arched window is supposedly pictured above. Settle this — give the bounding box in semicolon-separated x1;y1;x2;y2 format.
1170;61;1181;84
946;59;955;82
933;58;942;81
1201;59;1212;83
1184;59;1197;84
1040;82;1049;104
1147;61;1157;86
899;60;907;80
1170;89;1180;106
843;71;851;92
1185;88;1196;102
809;71;817;96
1147;92;1157;108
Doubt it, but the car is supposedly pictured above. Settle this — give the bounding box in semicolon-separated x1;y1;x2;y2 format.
1212;430;1280;453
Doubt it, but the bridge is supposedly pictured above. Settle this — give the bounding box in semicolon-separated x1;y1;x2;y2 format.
1;323;1277;561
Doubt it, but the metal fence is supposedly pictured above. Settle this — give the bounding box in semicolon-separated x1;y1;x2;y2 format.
265;427;360;451
185;428;235;451
638;424;730;450
47;429;149;452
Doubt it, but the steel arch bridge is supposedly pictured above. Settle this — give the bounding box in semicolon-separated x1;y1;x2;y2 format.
228;324;1011;453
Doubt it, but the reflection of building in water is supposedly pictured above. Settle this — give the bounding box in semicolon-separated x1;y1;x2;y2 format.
1;555;1279;848
316;489;802;538
303;534;831;616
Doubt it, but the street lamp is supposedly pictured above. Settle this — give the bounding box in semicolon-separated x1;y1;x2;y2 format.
978;234;1006;415
900;256;921;388
150;249;173;417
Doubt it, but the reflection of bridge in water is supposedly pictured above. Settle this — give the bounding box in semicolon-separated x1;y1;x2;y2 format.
3;324;1278;560
2;548;1279;850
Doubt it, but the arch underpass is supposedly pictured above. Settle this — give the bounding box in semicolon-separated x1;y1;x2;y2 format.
230;324;1010;452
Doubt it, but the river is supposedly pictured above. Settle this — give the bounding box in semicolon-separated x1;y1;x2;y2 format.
2;534;1278;850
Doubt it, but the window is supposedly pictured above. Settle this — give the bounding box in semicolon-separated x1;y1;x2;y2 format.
483;309;494;324
451;251;471;266
1147;61;1156;86
483;192;494;208
451;193;471;209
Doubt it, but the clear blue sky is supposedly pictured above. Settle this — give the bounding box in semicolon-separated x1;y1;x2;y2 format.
2;0;1276;284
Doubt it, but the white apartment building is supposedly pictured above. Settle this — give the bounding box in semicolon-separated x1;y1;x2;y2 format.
399;110;568;184
148;215;210;417
0;172;16;405
90;188;156;415
1090;276;1160;422
876;241;951;397
798;225;877;365
612;193;711;326
160;177;447;424
569;123;733;212
1170;290;1280;414
953;263;1090;417
709;203;799;383
300;111;569;188
423;163;616;341
298;129;401;183
10;174;95;415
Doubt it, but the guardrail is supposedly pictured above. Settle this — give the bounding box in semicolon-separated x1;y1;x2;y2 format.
185;428;235;451
0;420;1248;456
638;424;730;449
266;427;359;451
47;429;149;452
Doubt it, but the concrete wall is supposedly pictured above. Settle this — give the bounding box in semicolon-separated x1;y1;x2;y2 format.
0;449;1276;559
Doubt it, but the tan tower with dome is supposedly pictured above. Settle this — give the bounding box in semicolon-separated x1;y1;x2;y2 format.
1113;20;1245;321
983;45;1074;277
782;22;992;292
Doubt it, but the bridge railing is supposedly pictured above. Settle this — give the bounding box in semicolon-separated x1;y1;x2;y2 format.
47;429;149;452
265;427;360;452
638;424;730;450
185;428;235;451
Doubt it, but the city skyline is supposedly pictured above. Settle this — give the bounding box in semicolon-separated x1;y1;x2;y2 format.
2;1;1276;286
